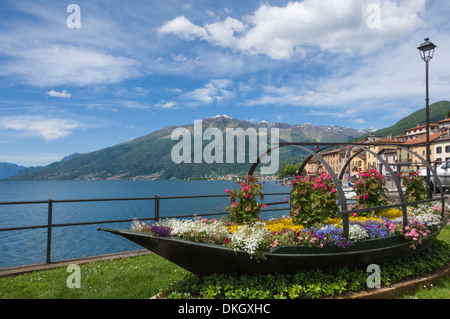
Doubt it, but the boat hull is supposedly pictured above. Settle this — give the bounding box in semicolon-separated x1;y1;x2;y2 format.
100;223;445;276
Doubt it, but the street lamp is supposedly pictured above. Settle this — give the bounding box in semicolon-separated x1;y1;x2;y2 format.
417;38;437;198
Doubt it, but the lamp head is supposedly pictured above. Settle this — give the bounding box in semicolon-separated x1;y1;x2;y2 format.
417;38;437;61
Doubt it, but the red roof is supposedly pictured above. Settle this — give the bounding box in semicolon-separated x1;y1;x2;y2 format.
402;132;441;145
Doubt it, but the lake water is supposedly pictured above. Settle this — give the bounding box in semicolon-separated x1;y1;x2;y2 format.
0;180;290;268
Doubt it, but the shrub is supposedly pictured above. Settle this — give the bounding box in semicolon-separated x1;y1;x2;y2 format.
225;174;265;225
289;172;339;227
399;170;427;203
352;169;388;216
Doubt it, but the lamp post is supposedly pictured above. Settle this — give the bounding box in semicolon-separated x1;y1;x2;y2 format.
417;38;437;198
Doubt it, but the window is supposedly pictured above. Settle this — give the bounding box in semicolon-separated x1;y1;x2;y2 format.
437;146;442;154
446;145;450;153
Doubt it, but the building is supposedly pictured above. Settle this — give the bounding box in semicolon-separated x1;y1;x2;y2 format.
404;123;439;140
400;132;441;171
303;119;449;177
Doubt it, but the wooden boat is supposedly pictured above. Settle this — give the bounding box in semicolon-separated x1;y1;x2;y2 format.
99;221;446;276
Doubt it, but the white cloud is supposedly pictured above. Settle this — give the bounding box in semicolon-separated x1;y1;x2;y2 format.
46;89;71;98
183;79;235;104
0;116;80;140
182;3;193;11
171;53;188;62
159;16;208;41
349;118;366;124
237;33;450;118
158;0;426;60
1;46;140;87
155;100;178;109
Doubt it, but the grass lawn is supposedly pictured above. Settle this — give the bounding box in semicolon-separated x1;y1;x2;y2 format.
0;253;190;299
0;225;448;299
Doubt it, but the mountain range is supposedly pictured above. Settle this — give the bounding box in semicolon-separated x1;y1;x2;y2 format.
4;100;450;180
0;163;42;179
3;115;374;180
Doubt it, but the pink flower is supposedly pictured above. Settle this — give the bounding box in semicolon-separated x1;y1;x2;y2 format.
331;188;336;193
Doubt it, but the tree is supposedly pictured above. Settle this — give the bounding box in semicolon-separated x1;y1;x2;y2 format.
279;163;303;178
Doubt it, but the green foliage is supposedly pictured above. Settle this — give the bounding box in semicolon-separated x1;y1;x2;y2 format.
279;163;303;178
161;234;450;299
399;170;427;203
352;169;388;216
289;172;339;226
1;227;448;299
225;174;265;224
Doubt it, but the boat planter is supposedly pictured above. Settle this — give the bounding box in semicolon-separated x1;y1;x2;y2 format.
99;221;446;276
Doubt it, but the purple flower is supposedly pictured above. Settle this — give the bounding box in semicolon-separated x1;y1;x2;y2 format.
150;224;172;237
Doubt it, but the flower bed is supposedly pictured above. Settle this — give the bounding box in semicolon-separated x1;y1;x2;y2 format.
131;203;447;258
129;170;448;260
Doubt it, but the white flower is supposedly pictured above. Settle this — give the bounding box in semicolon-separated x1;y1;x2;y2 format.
412;212;442;226
158;218;229;241
130;219;148;232
408;203;443;227
348;224;369;241
228;224;267;255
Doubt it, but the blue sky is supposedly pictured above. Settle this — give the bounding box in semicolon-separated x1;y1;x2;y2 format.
0;0;449;166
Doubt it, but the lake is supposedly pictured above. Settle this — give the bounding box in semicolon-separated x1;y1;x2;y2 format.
0;180;290;268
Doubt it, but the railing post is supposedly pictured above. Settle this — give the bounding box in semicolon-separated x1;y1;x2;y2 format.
154;196;160;222
47;199;53;264
433;161;437;196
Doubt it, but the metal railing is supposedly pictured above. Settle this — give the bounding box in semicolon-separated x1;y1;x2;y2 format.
0;192;291;266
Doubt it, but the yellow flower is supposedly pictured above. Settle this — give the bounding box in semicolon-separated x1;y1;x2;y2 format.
378;208;403;220
226;225;240;233
328;217;342;226
264;218;304;233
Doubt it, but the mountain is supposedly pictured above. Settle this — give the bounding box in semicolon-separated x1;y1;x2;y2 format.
5;116;371;180
0;162;42;179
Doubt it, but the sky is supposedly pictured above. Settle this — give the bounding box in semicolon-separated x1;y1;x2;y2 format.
0;0;449;167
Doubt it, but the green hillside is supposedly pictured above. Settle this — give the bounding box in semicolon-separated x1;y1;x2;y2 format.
9;100;449;181
356;100;450;140
6;116;365;180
